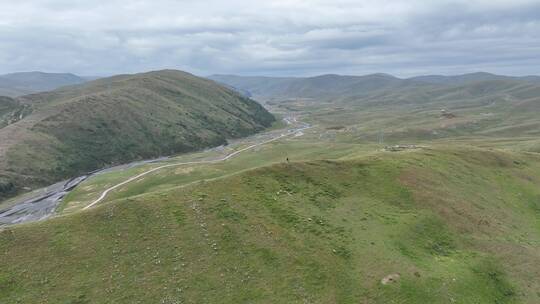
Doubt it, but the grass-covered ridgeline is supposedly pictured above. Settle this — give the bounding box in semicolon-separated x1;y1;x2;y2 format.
1;147;539;303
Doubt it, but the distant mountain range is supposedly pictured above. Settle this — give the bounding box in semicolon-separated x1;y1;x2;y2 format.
208;72;540;100
0;70;274;200
409;72;540;85
0;71;94;97
210;71;540;142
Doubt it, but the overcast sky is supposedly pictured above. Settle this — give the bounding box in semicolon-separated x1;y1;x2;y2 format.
0;0;539;77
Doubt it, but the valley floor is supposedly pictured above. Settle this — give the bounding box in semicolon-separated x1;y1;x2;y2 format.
0;115;309;225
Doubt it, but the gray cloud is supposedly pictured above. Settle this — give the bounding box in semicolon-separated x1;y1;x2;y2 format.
0;0;538;77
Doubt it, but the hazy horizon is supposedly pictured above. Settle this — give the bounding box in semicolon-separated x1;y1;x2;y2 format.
2;70;539;80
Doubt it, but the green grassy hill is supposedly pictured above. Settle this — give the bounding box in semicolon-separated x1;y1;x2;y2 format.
0;70;275;201
1;147;539;303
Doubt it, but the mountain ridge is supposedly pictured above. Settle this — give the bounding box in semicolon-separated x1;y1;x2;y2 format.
0;69;275;201
208;72;540;101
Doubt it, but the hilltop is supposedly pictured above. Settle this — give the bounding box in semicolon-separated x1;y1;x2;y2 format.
0;70;274;201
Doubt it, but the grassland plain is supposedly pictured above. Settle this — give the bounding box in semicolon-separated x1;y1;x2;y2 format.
1;146;539;303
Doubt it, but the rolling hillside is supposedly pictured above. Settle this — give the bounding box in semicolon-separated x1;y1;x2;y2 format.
329;78;540;141
0;70;275;201
211;73;540;142
1;70;539;303
0;72;88;97
209;72;540;101
1;147;539;303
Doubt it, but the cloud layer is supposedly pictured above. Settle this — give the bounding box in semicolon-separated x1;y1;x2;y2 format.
1;0;539;76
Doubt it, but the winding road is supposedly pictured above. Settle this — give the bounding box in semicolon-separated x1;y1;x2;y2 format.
83;120;311;210
0;116;311;226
